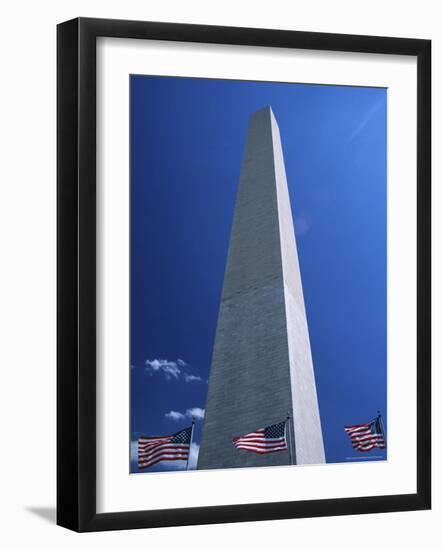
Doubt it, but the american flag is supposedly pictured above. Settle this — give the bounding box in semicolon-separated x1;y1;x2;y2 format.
344;416;386;452
138;426;192;469
233;421;288;454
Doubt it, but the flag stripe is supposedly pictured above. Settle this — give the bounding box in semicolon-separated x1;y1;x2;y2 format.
137;427;192;469
234;440;285;449
352;442;385;450
351;437;385;444
138;435;171;443
138;447;190;468
138;442;169;450
138;444;190;458
138;444;190;459
345;422;370;430
233;437;285;444
344;416;386;453
233;430;264;439
234;442;286;449
234;445;288;454
138;450;189;463
351;436;385;444
139;454;189;469
351;432;383;441
232;421;288;455
351;445;386;452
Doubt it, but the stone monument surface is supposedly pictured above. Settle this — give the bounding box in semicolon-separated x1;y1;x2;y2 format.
197;107;325;469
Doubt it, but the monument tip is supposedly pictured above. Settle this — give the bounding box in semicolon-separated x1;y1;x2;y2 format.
253;105;274;115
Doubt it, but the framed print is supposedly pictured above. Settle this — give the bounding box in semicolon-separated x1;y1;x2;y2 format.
57;17;431;532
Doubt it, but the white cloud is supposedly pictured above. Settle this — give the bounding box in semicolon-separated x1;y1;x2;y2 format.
145;358;183;380
165;410;185;421
184;374;203;383
165;407;205;421
144;358;204;383
186;407;205;420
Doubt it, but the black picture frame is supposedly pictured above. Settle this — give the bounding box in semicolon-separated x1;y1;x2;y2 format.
57;17;431;532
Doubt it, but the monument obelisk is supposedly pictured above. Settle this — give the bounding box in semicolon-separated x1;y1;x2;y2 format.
197;107;325;469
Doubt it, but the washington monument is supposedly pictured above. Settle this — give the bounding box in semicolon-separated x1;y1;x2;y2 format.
197;106;325;469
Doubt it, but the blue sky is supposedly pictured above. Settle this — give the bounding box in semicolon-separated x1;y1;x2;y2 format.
130;75;387;473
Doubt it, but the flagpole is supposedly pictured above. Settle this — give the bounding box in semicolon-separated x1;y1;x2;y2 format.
377;410;387;447
286;412;294;466
186;417;195;471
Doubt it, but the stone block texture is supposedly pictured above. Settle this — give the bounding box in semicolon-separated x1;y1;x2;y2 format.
197;107;325;470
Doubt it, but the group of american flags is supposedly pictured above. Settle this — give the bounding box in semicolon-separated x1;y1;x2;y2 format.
137;414;386;470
